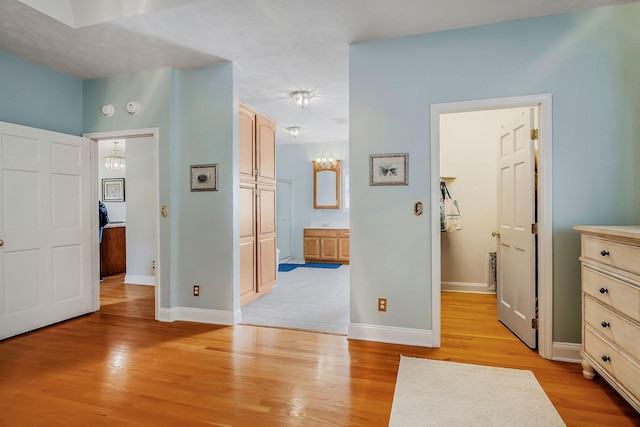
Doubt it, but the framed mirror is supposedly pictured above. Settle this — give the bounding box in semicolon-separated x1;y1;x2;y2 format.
313;160;341;209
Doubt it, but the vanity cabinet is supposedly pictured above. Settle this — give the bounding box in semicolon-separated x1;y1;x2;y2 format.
100;225;126;276
304;228;349;264
574;225;640;413
239;103;277;307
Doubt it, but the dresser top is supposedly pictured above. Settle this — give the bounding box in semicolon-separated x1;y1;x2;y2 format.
574;225;640;240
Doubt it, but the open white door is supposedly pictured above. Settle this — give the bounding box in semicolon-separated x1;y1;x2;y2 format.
496;109;537;348
276;179;293;260
0;121;92;340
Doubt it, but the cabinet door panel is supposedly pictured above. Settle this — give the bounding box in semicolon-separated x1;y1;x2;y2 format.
304;237;320;259
339;238;350;261
256;115;276;184
239;106;255;181
321;237;338;259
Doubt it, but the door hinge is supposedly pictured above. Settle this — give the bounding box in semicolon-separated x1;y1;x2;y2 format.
532;318;539;330
530;129;539;140
531;223;538;235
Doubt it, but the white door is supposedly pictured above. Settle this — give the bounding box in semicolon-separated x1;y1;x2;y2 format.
0;121;92;340
276;179;293;260
496;109;537;348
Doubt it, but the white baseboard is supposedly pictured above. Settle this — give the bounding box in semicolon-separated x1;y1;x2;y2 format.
157;307;235;325
442;281;495;294
348;323;434;347
552;341;581;363
124;274;155;286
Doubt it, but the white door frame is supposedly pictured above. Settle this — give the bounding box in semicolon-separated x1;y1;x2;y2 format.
430;94;553;359
276;178;294;260
84;128;161;321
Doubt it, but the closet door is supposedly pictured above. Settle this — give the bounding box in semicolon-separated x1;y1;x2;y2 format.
257;185;276;292
255;115;276;184
239;106;256;182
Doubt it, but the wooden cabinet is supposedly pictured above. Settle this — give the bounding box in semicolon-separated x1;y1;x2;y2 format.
304;228;349;264
100;226;126;276
239;103;277;307
574;226;640;413
239;104;276;184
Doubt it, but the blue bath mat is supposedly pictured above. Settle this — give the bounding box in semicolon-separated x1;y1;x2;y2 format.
278;263;342;272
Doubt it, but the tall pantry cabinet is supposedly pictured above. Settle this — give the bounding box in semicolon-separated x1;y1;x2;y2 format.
239;104;277;306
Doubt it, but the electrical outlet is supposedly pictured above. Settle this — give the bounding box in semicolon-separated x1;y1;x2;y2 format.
193;285;200;297
378;297;387;312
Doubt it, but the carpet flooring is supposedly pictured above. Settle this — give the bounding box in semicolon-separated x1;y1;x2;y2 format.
241;261;349;334
389;356;565;426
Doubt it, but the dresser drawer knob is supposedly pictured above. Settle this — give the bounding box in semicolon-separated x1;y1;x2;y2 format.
601;355;611;362
600;250;610;257
599;288;609;294
600;321;610;328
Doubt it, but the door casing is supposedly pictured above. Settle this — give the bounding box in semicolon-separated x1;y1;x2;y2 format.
84;128;160;320
430;94;553;359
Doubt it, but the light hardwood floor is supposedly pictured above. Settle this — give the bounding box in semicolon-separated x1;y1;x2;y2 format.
0;281;637;426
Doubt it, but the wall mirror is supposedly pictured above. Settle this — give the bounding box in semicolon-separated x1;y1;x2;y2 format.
313;160;341;209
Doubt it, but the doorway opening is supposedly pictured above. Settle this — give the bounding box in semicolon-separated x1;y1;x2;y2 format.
85;128;160;321
430;94;553;359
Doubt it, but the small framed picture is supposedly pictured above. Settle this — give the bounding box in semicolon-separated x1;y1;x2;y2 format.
369;153;408;186
102;178;125;202
190;164;218;192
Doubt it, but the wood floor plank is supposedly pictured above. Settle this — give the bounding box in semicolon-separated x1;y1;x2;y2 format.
0;285;637;425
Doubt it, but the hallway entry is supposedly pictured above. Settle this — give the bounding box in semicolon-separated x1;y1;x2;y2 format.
430;94;553;358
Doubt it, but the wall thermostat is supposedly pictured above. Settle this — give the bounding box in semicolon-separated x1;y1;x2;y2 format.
126;101;140;115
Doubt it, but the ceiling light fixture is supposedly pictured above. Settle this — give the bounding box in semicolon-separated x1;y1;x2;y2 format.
290;91;314;108
287;126;302;137
105;141;126;171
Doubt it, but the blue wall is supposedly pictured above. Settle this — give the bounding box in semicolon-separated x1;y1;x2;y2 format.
0;52;82;135
350;3;640;343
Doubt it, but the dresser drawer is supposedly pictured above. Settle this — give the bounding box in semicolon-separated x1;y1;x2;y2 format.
584;328;640;399
583;236;640;276
584;296;640;357
582;266;640;322
339;229;349;238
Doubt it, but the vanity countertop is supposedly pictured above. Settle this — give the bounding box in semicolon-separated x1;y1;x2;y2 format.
304;222;349;230
105;221;126;228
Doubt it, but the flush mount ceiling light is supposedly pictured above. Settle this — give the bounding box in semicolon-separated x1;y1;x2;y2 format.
286;126;302;137
105;140;126;171
290;91;314;108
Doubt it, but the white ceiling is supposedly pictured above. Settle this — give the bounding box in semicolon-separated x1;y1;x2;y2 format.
1;0;637;144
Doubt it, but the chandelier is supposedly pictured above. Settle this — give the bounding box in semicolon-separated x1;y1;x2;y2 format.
314;157;337;169
290;90;314;108
105;141;126;171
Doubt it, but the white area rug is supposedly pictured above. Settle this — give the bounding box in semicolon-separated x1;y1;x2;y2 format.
389;356;565;427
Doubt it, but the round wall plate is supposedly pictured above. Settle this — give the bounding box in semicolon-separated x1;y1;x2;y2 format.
126;101;140;115
101;104;114;117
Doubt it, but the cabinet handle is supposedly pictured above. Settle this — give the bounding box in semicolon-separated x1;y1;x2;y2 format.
600;321;610;328
600;250;610;257
601;355;611;363
599;288;608;294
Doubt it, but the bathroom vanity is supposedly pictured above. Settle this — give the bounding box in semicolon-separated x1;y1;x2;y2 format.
303;224;349;264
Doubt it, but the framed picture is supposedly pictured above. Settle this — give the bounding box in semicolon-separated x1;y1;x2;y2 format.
369;153;409;186
190;164;218;192
102;178;125;202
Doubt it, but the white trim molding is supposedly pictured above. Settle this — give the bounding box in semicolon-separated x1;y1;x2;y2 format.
124;275;155;286
441;281;494;294
552;342;581;363
158;307;236;325
348;323;434;347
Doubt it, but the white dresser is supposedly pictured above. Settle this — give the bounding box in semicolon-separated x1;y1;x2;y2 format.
574;226;640;412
